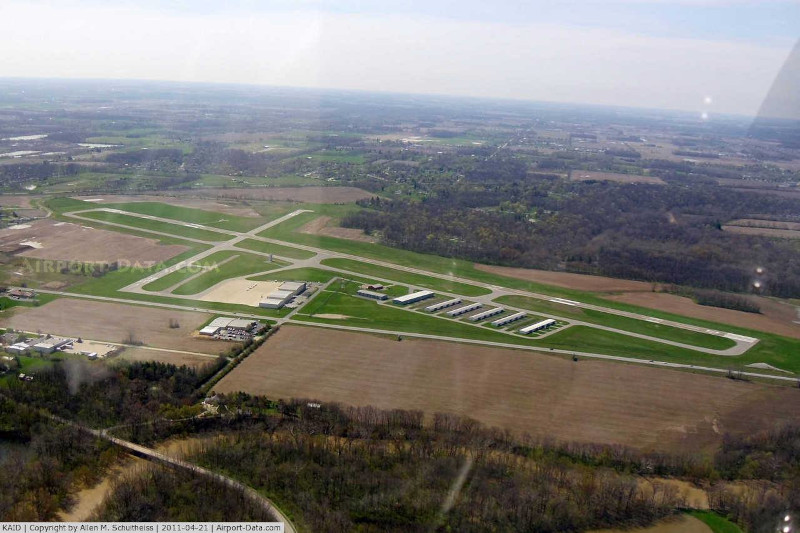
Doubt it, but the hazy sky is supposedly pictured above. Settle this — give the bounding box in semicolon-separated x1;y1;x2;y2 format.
0;0;797;116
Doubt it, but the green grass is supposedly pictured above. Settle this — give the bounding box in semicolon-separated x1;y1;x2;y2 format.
102;202;264;232
294;284;534;346
171;252;289;295
688;511;743;533
320;258;491;297
236;239;315;260
248;268;377;286
77;210;231;242
496;295;736;351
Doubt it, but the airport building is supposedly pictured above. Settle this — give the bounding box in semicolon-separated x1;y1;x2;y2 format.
519;319;556;334
491;312;526;327
424;298;462;313
392;290;435;305
357;289;388;301
31;337;73;354
200;317;261;336
259;281;307;309
446;303;482;317
469;307;504;322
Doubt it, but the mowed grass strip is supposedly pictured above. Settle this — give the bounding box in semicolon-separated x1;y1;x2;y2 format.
79;210;231;241
295;283;533;345
103;201;264;232
320;258;491;297
496;295;736;350
142;254;234;292
236;238;316;260
172;252;290;295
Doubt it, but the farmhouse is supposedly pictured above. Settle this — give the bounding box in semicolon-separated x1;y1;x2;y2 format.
392;290;435;305
519;319;556;334
357;289;388;301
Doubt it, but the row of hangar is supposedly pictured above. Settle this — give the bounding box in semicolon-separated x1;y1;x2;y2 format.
357;289;556;334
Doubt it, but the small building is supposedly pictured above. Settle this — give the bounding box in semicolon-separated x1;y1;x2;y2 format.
447;303;482;317
425;298;462;313
469;307;505;322
392;290;435;305
8;288;35;300
357;289;388;301
7;342;29;354
32;337;73;354
519;319;556;334
365;284;384;291
490;312;526;327
199;326;221;336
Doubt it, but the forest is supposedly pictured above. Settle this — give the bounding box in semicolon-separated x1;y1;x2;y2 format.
343;171;800;298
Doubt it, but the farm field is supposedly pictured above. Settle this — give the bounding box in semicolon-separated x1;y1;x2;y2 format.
722;225;800;239
475;264;656;293
0;219;189;264
299;215;377;243
0;298;235;355
114;347;221;369
215;326;800;452
606;291;800;340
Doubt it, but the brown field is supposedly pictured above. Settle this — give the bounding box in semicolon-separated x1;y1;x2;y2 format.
722;225;800;239
171;186;374;204
214;326;800;452
569;170;664;185
0;195;33;208
607;291;800;339
476;263;655;293
726;218;800;231
115;347;219;368
72;195;261;217
590;515;711;533
300;215;377;243
0;219;188;264
1;298;234;354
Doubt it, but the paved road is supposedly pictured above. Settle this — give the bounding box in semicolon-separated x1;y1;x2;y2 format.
43;411;297;532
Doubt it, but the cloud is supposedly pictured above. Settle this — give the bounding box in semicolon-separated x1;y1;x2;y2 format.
0;1;792;115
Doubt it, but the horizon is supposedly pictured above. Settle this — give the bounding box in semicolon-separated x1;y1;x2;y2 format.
0;1;797;118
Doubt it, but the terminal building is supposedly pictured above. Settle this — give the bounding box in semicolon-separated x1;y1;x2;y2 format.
392;290;435;305
259;281;307;309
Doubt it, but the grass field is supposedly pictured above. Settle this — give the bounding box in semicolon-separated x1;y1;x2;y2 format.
497;295;737;350
235;238;316;260
688;512;743;533
102;201;264;232
77;209;231;242
320;258;492;297
171;252;289;295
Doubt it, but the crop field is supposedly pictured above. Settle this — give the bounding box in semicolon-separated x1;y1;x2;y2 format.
722;225;800;239
0;219;189;264
475;264;656;293
0;298;235;354
115;347;221;369
215;326;800;452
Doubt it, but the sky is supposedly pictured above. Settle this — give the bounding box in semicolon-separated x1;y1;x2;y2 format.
0;0;797;116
